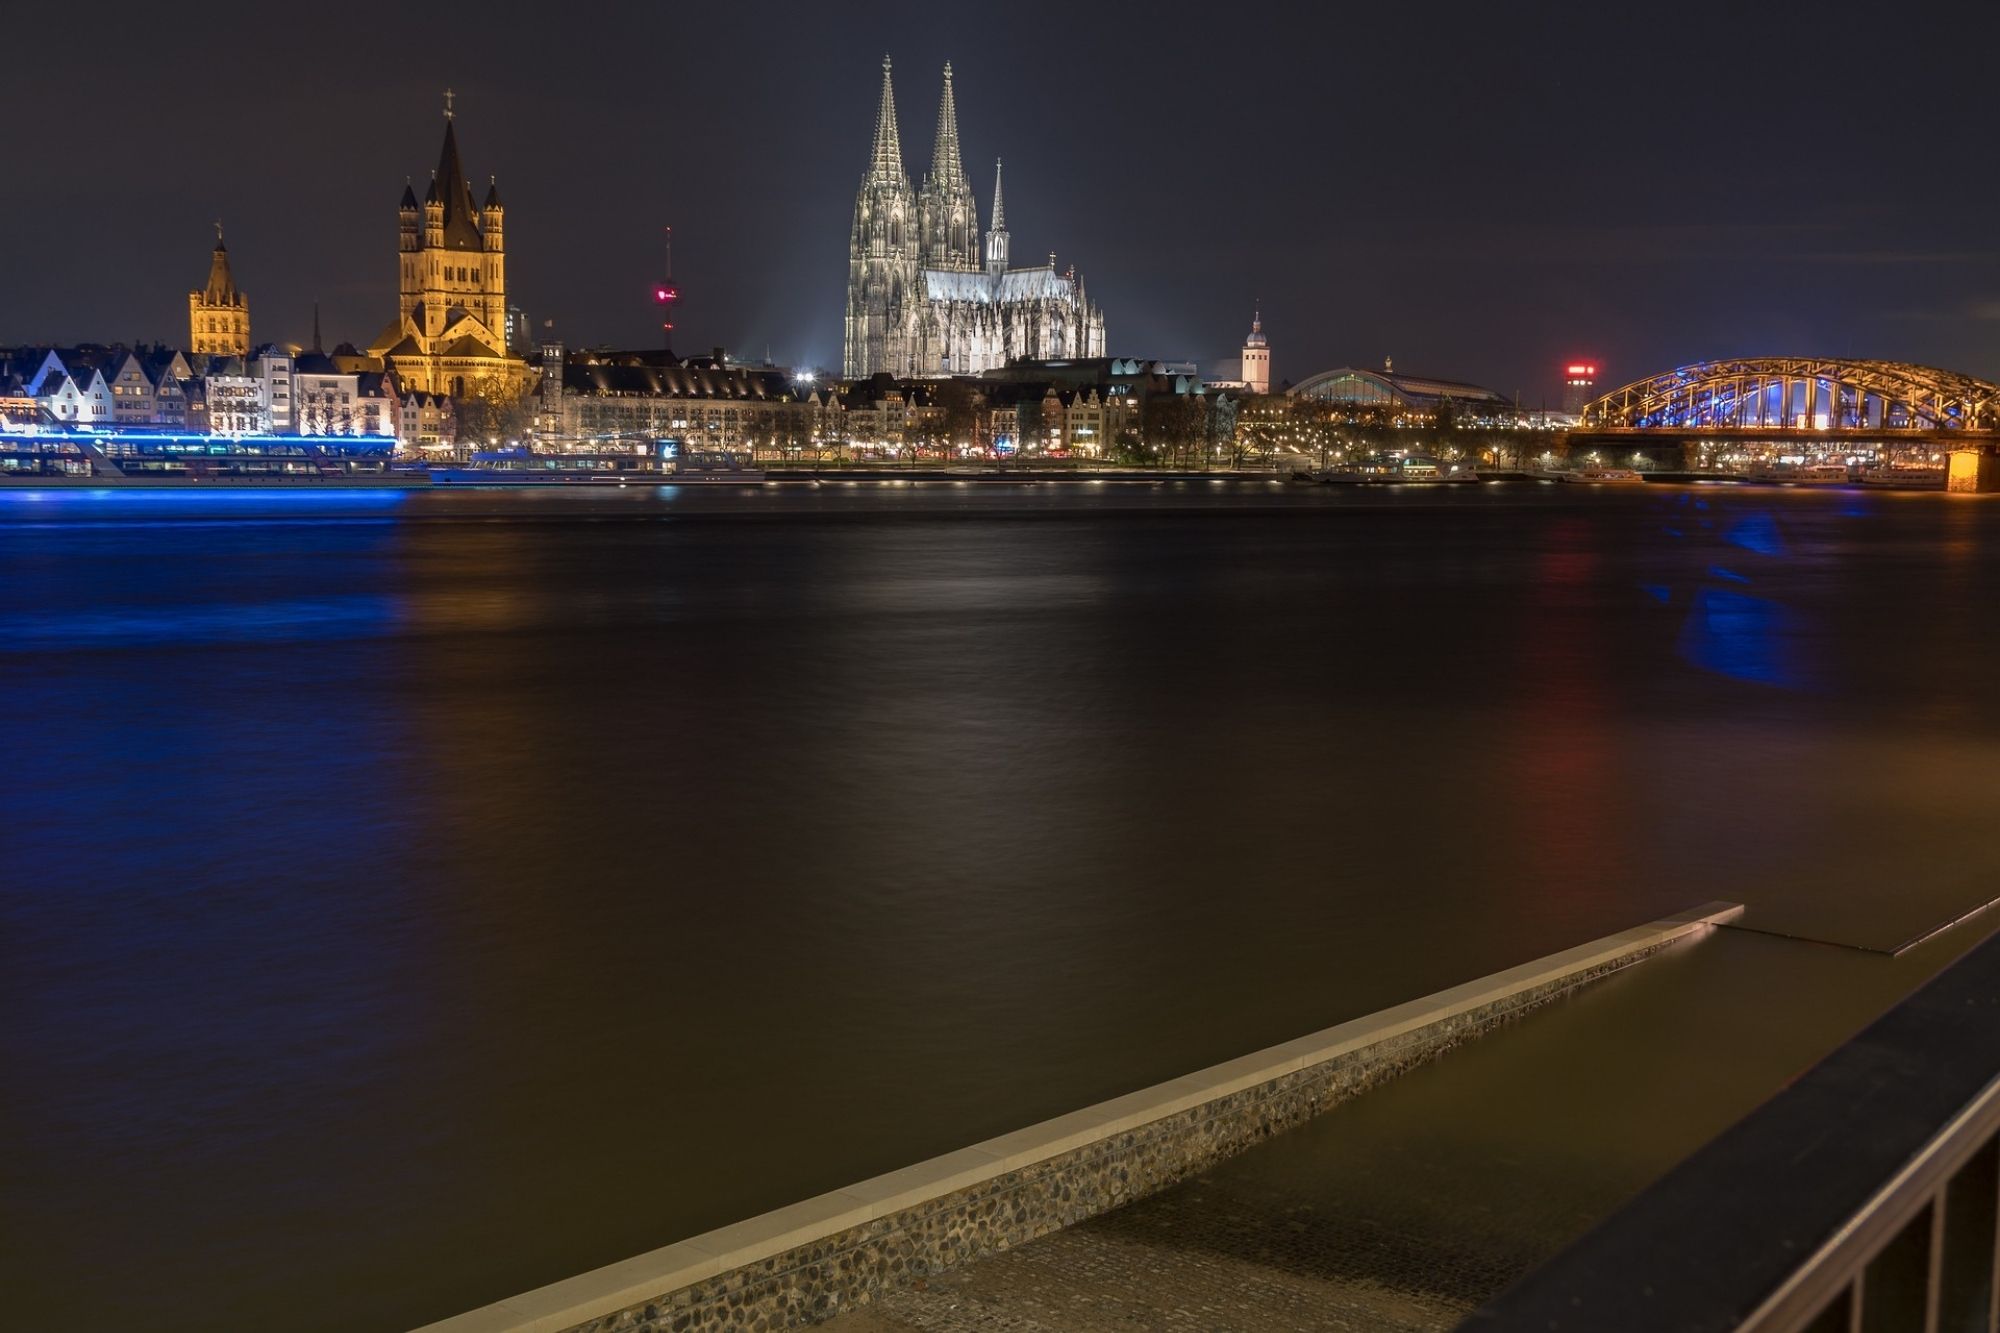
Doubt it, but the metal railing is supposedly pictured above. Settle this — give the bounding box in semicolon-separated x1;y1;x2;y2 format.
1463;925;2000;1333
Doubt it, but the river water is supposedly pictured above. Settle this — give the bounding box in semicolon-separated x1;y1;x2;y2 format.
4;480;1998;1331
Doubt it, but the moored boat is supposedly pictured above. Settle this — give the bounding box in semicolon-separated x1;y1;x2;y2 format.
1559;467;1646;484
1859;466;1946;489
1751;463;1852;485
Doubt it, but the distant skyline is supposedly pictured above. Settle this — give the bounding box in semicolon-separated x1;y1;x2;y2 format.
8;0;2000;402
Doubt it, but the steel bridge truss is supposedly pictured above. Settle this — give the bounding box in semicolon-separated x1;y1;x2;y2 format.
1580;358;2000;432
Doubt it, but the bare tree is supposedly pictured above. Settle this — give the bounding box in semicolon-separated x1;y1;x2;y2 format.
454;375;533;446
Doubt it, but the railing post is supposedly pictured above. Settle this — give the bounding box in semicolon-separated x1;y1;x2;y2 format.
1927;1190;1947;1333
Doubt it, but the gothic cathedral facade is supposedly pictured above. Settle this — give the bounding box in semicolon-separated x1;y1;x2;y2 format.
369;96;530;398
843;58;1106;380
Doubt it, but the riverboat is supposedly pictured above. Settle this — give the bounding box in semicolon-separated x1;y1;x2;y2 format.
1318;454;1481;484
1752;463;1852;485
430;467;624;485
1860;466;1946;489
1558;467;1646;485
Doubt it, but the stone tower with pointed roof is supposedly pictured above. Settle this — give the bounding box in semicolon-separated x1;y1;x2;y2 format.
843;56;918;380
984;159;1009;276
843;58;1105;379
369;94;527;398
917;63;980;273
189;224;251;357
1242;308;1270;395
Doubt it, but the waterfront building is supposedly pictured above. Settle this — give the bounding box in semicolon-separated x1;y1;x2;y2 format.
108;352;156;427
0;367;37;429
367;95;529;399
977;357;1234;458
180;379;208;434
1290;364;1516;426
397;389;456;449
537;344;808;454
1;346;207;434
0;343;411;441
844;58;1106;379
1561;362;1597;416
202;357;266;436
975;380;1130;457
294;353;398;437
28;352;116;428
39;366;109;426
189;226;251;357
254;347;296;434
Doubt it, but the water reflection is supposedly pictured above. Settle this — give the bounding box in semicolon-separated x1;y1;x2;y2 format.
4;482;2000;1331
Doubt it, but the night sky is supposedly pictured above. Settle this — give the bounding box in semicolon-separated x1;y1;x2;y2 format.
9;0;1999;402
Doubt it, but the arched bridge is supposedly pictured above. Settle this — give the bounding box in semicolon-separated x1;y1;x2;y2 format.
1580;358;2000;435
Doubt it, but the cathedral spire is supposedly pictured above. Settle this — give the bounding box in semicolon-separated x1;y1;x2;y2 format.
930;62;967;187
985;158;1009;275
868;54;905;182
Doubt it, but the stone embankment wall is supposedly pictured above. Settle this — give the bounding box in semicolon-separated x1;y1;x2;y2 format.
419;902;1743;1333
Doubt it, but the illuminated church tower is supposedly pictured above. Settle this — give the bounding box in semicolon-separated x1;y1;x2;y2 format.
843;56;917;380
1241;308;1269;394
369;92;527;398
189;224;250;357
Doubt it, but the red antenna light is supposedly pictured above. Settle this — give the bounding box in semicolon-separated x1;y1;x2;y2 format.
653;226;680;345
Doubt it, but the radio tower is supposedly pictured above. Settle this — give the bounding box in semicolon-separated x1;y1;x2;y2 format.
652;226;679;354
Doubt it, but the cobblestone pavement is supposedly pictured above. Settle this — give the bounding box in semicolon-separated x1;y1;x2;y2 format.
824;1167;1486;1333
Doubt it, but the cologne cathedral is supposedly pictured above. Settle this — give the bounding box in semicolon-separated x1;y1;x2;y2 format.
843;58;1106;379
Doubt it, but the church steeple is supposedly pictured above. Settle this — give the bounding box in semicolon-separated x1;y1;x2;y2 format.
204;223;238;302
929;62;967;188
985;158;1009;275
868;55;906;184
918;61;980;271
1241;303;1271;394
432;95;481;250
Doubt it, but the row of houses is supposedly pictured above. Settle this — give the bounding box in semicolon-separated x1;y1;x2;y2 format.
0;339;1241;460
536;347;1235;459
0;345;456;446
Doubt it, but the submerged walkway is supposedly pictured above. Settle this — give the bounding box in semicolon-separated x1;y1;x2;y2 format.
827;920;2000;1333
833;1179;1467;1332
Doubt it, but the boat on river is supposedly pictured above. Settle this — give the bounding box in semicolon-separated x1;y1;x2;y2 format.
1751;463;1852;485
1860;466;1946;489
1318;454;1481;484
429;467;631;485
1558;467;1646;485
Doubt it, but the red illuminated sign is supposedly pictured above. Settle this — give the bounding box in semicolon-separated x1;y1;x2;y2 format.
1565;363;1597;377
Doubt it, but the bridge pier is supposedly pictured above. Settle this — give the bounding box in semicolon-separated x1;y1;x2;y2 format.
1947;447;2000;493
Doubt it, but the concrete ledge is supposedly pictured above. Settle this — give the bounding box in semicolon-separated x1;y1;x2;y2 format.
414;902;1742;1333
